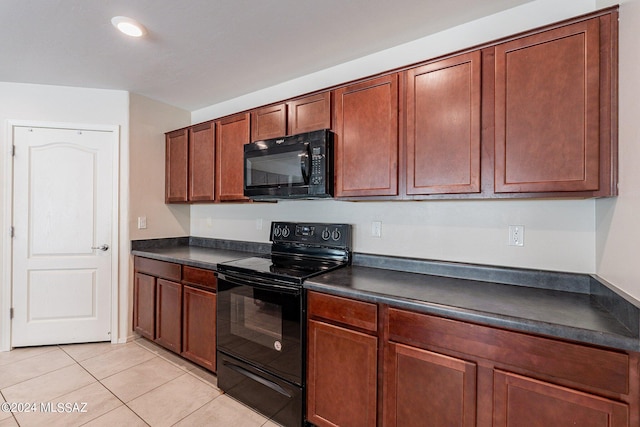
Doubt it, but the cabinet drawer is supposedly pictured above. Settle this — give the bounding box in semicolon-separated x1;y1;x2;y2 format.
182;266;217;291
308;291;377;333
387;308;629;396
135;257;181;281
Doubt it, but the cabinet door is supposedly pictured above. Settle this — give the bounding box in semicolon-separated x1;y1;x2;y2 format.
384;342;476;427
251;104;286;142
165;128;189;203
334;74;399;197
182;286;216;372
216;113;250;201
307;319;377;427
406;51;481;195
133;273;155;340
189;121;215;202
155;279;182;353
287;92;331;135
494;18;601;193
493;370;628;427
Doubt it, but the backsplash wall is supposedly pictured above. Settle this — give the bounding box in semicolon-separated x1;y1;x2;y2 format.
191;199;595;274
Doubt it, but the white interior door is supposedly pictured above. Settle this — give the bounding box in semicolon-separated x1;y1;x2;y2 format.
12;126;114;347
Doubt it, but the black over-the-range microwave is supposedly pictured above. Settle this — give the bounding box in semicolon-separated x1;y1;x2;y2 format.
243;129;334;200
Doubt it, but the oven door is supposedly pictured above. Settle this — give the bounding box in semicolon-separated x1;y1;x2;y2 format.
216;272;303;385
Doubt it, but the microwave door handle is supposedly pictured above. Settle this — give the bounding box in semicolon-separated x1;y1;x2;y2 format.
300;143;311;185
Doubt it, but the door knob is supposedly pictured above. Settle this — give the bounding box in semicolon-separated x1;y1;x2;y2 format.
91;244;109;251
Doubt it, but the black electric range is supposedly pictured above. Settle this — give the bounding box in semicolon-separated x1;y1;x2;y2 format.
216;222;352;427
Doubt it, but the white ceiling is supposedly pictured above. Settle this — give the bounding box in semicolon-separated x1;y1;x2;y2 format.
1;0;532;111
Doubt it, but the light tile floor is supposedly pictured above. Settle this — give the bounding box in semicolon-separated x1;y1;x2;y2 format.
0;338;281;426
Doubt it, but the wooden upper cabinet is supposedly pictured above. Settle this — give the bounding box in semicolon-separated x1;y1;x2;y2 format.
251;103;287;142
494;17;603;193
165;128;189;203
334;74;399;197
189;121;215;202
287;92;332;135
216;112;250;201
406;51;481;195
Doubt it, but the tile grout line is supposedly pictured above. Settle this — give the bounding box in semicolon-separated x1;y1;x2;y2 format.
0;388;20;427
57;344;151;427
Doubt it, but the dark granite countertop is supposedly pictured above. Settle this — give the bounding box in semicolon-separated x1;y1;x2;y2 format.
131;238;640;352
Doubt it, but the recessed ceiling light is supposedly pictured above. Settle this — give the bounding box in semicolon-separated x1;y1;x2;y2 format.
111;16;147;37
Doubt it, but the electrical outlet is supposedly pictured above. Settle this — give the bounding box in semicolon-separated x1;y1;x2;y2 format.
256;218;263;230
508;225;524;246
372;221;382;238
137;216;147;229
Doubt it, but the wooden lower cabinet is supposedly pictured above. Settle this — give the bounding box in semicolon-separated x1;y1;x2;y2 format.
307;319;377;427
134;257;218;372
182;285;216;371
493;370;629;427
306;292;637;427
133;272;155;340
155;278;182;353
383;342;476;427
307;291;378;427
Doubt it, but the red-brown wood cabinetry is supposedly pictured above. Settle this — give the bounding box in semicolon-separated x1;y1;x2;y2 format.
406;51;481;195
385;306;634;427
307;292;378;427
384;342;477;427
216;113;250;201
305;290;637;427
251;103;287;142
188;121;216;201
181;266;217;372
165;122;215;203
494;15;614;195
155;278;182;353
493;370;629;427
133;272;155;340
334;74;399;197
287;92;332;135
165;128;189;203
133;257;218;372
250;92;332;142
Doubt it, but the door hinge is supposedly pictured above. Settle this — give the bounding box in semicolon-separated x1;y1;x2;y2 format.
10;308;14;319
10;226;14;238
12;145;15;156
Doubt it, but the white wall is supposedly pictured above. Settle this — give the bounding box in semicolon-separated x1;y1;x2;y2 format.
595;0;640;302
0;82;130;349
190;0;602;276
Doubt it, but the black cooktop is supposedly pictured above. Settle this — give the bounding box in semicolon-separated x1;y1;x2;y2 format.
217;222;352;285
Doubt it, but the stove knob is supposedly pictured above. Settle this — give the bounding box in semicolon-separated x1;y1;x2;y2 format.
273;226;281;237
321;228;331;240
331;229;341;241
282;226;290;238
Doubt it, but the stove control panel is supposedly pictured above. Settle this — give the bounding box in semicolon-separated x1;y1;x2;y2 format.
271;222;351;249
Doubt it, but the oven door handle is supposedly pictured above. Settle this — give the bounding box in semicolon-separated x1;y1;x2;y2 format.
223;361;293;398
217;272;301;295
